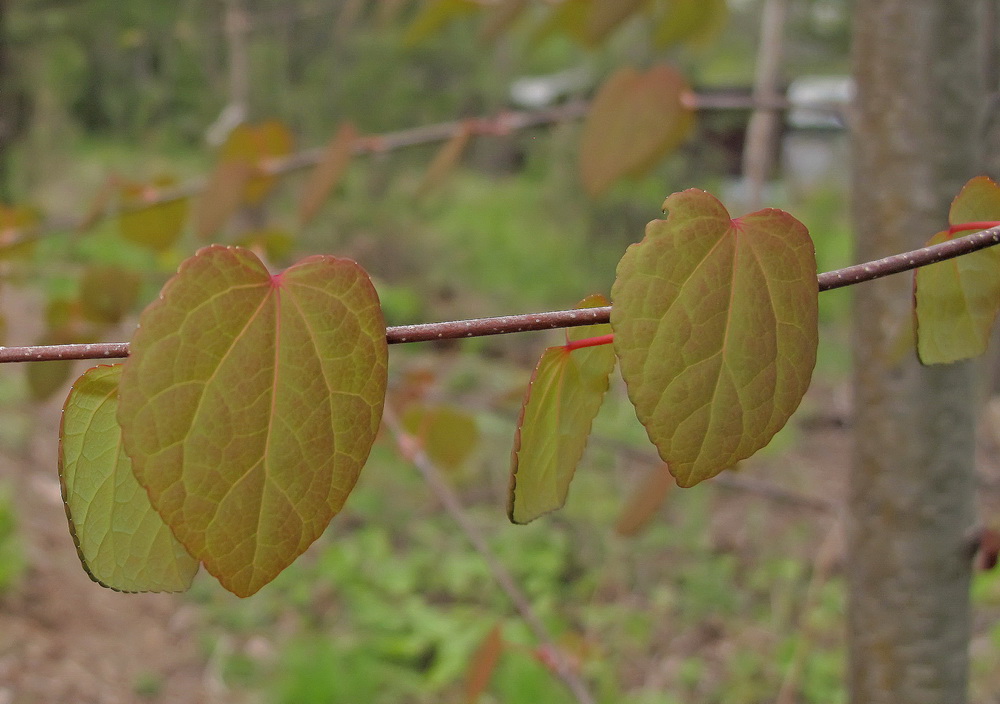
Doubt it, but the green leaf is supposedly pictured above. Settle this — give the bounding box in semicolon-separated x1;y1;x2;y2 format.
118;177;189;252
579;65;694;197
60;364;199;593
508;294;615;524
653;0;727;48
117;246;388;596
915;177;1000;364
611;189;818;487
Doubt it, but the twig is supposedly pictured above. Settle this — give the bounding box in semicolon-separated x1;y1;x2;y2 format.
381;404;597;704
3;224;998;364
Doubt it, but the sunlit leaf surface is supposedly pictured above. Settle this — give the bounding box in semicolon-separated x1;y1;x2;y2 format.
60;364;199;593
612;189;818;487
915;176;1000;364
579;65;694;197
508;295;615;524
118;246;388;596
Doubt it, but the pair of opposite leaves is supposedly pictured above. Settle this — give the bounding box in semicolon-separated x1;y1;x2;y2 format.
63;182;994;597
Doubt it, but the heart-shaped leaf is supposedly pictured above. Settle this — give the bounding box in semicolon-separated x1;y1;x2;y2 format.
60;364;199;592
915;176;1000;364
611;189;818;487
117;245;388;596
579;65;694;197
508;294;616;524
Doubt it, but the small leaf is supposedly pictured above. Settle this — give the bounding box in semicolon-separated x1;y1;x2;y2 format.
416;124;473;197
298;122;357;225
614;463;674;536
222;121;295;204
402;404;479;472
579;65;695;197
195;160;253;239
118;177;190;251
117;246;388;597
465;624;504;704
79;265;142;324
403;0;479;46
611;189;818;487
531;0;590;46
915;176;1000;364
508;294;615;524
59;364;199;592
585;0;650;44
653;0;727;48
0;205;39;260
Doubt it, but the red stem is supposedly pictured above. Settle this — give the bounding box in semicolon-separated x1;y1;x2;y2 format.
949;221;1000;235
564;333;614;351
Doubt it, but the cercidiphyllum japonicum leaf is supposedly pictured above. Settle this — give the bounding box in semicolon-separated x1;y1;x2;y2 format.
117;245;388;597
508;294;616;524
611;189;818;488
579;65;695;198
60;364;199;593
914;175;1000;365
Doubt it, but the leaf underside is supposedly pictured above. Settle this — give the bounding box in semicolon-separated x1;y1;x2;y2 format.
60;364;199;593
508;294;616;524
611;189;818;487
117;245;388;597
915;176;1000;365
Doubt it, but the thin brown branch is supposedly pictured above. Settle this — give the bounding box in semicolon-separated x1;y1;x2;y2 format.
3;224;997;364
381;404;596;704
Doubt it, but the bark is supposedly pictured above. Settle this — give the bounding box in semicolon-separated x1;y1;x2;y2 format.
849;2;982;702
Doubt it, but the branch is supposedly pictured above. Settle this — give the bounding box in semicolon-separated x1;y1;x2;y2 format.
381;405;597;704
2;225;999;364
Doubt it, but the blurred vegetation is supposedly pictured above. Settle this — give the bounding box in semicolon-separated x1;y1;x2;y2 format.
13;3;1000;704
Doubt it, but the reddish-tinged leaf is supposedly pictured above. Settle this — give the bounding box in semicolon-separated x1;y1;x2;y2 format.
298;122;357;225
614;463;674;536
915;176;1000;364
117;246;388;597
60;365;199;593
654;0;727;48
417;124;473;197
585;0;650;43
195;160;253;239
508;294;615;524
79;266;142;324
464;624;504;703
402;403;479;472
118;177;190;251
612;190;818;487
579;65;694;197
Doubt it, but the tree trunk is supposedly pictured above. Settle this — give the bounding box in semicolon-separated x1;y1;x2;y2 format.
848;2;982;702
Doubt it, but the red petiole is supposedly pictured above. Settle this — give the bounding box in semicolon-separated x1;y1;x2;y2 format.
564;333;614;351
948;221;1000;235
